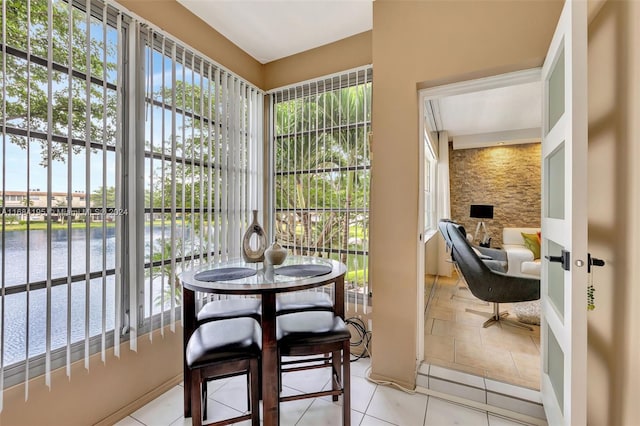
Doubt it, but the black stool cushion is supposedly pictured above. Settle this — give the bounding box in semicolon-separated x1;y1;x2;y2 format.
197;298;262;323
277;312;351;347
186;318;261;369
276;292;333;313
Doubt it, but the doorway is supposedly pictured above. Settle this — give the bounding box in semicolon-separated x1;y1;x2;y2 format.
418;69;543;391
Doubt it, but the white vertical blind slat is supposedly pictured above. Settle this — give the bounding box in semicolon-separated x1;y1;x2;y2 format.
100;1;109;362
45;0;54;385
25;0;32;400
206;64;213;263
65;0;74;374
114;11;124;358
213;68;221;263
0;0;6;411
221;75;228;260
169;44;178;331
84;0;92;371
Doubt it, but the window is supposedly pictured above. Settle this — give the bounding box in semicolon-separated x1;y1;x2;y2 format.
269;67;372;311
141;29;263;329
0;0;263;405
424;134;437;232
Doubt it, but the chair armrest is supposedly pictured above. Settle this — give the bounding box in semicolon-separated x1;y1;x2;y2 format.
475;246;507;262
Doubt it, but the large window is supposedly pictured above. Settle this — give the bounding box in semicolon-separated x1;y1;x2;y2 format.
0;0;262;404
269;67;371;311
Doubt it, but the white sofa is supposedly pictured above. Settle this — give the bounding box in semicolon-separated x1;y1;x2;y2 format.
502;227;541;277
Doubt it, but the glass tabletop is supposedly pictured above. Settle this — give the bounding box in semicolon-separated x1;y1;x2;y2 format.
179;255;346;295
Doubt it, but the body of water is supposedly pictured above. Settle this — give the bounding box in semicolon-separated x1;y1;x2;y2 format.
0;226;183;365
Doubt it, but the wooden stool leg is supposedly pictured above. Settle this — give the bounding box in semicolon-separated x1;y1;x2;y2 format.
250;358;260;426
332;350;341;402
342;340;351;426
190;370;203;426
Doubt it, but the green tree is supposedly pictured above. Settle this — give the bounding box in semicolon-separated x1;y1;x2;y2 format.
1;0;118;165
90;186;116;207
273;84;371;269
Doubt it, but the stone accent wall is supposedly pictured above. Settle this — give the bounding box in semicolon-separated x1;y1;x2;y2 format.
449;142;541;247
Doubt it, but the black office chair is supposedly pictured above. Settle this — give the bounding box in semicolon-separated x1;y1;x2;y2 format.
439;220;540;330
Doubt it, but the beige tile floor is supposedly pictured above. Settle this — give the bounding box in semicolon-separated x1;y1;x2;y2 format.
114;357;536;426
424;275;541;390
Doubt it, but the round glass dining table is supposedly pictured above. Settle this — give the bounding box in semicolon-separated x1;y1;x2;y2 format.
179;255;347;426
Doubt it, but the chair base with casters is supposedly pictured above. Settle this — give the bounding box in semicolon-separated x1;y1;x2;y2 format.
438;220;540;332
185;317;261;426
277;311;351;425
466;302;534;331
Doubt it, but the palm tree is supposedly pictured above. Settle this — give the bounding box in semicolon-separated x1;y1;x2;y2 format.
273;83;371;279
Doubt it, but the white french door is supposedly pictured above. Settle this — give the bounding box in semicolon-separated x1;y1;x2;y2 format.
540;1;588;425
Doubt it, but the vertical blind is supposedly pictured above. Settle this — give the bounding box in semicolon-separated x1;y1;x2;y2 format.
269;66;372;313
0;0;263;409
140;27;264;340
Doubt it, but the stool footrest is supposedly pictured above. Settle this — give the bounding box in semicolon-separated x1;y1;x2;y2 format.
208;413;252;426
280;389;343;402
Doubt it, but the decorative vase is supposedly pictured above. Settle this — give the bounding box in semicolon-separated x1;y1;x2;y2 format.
264;239;288;266
242;210;267;263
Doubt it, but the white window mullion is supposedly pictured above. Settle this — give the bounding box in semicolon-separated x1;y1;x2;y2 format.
127;22;144;352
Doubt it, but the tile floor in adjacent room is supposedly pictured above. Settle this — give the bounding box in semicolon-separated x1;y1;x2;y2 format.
114;357;538;426
424;275;541;390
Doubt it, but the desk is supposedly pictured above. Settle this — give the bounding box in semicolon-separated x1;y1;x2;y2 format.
179;256;347;426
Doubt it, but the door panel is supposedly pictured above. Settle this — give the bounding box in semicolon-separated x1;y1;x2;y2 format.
540;1;588;425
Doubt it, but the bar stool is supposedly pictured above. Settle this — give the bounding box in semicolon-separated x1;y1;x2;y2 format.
277;311;351;425
185;317;261;426
276;291;334;315
198;297;261;324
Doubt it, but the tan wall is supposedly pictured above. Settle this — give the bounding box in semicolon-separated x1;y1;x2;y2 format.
118;0;263;88
0;327;183;426
369;0;562;388
262;31;372;91
587;1;640;424
449;143;542;247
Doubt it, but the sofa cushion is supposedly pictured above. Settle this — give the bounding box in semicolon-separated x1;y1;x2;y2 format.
521;260;541;276
503;227;541;245
521;232;541;259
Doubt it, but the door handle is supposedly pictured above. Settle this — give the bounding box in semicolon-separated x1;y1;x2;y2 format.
545;249;571;271
588;253;605;273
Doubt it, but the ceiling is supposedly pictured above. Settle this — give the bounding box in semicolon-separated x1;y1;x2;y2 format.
177;0;374;64
427;81;542;149
178;1;538;149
